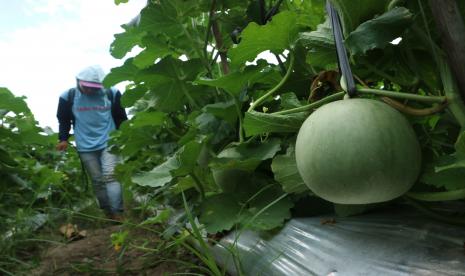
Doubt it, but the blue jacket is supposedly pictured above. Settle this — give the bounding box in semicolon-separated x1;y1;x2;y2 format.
56;87;128;152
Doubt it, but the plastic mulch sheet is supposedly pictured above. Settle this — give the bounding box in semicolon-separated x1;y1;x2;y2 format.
212;207;465;275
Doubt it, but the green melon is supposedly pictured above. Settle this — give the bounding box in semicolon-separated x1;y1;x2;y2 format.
212;168;251;192
295;98;421;204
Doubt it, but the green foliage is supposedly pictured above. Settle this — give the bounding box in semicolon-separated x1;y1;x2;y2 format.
243;111;306;136
329;0;391;35
2;0;465;271
298;18;337;70
105;0;465;247
110;26;145;59
345;7;414;54
229;11;299;66
0;87;89;269
271;145;308;194
199;180;292;233
114;0;129;5
195;62;279;97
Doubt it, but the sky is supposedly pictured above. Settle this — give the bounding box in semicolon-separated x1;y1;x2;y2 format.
0;0;147;131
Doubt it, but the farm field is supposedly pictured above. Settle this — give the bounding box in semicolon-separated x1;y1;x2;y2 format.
2;0;465;275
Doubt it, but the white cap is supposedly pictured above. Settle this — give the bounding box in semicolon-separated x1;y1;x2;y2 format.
76;65;106;83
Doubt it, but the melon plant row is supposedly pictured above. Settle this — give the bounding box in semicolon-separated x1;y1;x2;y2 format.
0;88;86;259
107;0;465;232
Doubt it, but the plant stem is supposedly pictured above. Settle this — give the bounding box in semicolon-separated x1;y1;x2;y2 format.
388;0;404;10
182;23;212;76
248;53;295;112
428;0;465;102
438;58;465;127
181;192;222;276
403;196;465;226
272;91;345;115
417;0;465;127
0;268;14;276
272;87;447;116
18;238;65;246
406;188;465;202
362;61;419;87
233;98;245;142
274;54;286;75
381;97;448;116
179;83;199;110
189;172;205;201
212;20;229;75
236;193;288;241
204;0;216;67
357;88;446;103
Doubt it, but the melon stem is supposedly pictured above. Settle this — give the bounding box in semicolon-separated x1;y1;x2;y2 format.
248;53;295;112
406;188;465;201
357;88;446;103
272;88;446;116
403;196;465;226
272;91;345;115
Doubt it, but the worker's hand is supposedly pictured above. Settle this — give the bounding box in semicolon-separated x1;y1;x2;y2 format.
56;140;68;151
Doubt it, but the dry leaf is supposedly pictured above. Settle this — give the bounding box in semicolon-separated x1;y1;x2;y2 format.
59;223;87;240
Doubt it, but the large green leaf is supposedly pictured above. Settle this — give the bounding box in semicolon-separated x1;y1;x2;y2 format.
195;62;279;97
0;88;30;115
298;18;337;70
356;46;419;87
15;118;50;145
139;57;206;112
120;85;147;107
131;141;202;187
202;100;237;126
103;58;139;87
271;146;307;194
0;146;17;167
243;111;306;136
291;0;326;30
170;175;196;194
172;141;203;176
345;7;414;55
199;181;292;233
138;0;207;36
132;154;180;187
110;26;145;59
199;194;241;233
210;138;282;173
229;11;299;66
129;111;166;128
239;185;293;231
195;113;235;145
279;92;302;109
421;155;465;190
218;137;281;161
133;36;174;68
329;0;390;35
421;168;465;191
138;2;185;36
299;18;334;49
116;123;160;157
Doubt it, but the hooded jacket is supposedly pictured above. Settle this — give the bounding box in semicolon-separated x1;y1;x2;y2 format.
56;66;128;152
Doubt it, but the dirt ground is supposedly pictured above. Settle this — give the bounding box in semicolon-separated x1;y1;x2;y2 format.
31;223;201;275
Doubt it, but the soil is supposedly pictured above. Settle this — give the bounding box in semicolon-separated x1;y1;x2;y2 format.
31;222;202;275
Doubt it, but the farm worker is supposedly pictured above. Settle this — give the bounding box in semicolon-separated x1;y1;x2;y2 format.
56;65;128;221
